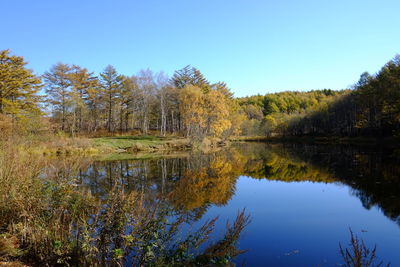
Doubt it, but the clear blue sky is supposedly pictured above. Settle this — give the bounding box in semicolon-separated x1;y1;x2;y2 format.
1;0;399;97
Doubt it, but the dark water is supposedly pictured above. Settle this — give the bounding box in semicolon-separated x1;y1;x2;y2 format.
77;142;400;266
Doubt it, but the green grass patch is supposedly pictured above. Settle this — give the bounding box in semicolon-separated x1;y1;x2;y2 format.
91;135;190;152
92;135;165;149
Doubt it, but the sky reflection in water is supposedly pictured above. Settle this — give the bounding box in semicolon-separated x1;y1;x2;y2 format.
80;143;400;266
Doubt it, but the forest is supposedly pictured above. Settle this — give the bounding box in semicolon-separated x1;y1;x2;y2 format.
1;49;400;140
238;55;400;138
0;49;242;141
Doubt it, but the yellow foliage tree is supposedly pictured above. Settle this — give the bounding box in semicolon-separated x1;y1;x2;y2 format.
179;84;241;139
204;90;232;136
179;85;207;138
0;49;42;119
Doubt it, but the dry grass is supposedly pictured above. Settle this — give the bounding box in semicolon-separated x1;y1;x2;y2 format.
0;140;250;266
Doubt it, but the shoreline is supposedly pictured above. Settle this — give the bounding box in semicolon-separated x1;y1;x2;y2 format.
20;134;400;159
230;135;400;146
22;135;230;157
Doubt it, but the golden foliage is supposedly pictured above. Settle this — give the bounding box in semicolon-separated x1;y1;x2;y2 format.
168;151;247;210
0;49;42;118
179;85;241;139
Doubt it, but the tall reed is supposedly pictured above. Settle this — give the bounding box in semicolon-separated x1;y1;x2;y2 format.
0;141;249;266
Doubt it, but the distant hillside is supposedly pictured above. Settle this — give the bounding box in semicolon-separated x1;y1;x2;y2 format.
236;55;400;138
236;89;349;136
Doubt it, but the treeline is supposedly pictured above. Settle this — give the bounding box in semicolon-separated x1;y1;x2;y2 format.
43;62;243;139
238;55;400;137
237;89;348;136
2;48;400;139
0;49;242;139
286;56;400;136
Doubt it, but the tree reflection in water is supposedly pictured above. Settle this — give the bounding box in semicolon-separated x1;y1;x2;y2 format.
18;142;395;265
79;143;400;227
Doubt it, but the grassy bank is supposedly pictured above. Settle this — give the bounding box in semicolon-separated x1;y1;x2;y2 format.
17;133;400;159
92;135;191;152
10;134;190;157
91;135;230;154
16;134;230;159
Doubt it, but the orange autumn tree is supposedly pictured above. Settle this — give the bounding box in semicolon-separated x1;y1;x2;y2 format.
179;84;242;140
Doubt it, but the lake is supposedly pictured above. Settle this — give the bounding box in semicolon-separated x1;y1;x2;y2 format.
75;142;400;266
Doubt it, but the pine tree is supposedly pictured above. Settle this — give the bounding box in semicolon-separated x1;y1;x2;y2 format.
0;49;42;119
171;65;210;92
43;63;73;131
69;65;99;132
100;65;122;132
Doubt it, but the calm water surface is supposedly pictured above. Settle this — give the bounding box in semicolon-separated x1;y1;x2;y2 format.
78;142;400;266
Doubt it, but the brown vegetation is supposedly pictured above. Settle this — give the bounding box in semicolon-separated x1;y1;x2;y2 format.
0;140;249;266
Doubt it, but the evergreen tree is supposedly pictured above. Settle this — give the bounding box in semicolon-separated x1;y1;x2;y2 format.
0;49;42;118
171;65;210;92
43;63;73;131
69;65;99;133
100;65;122;132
